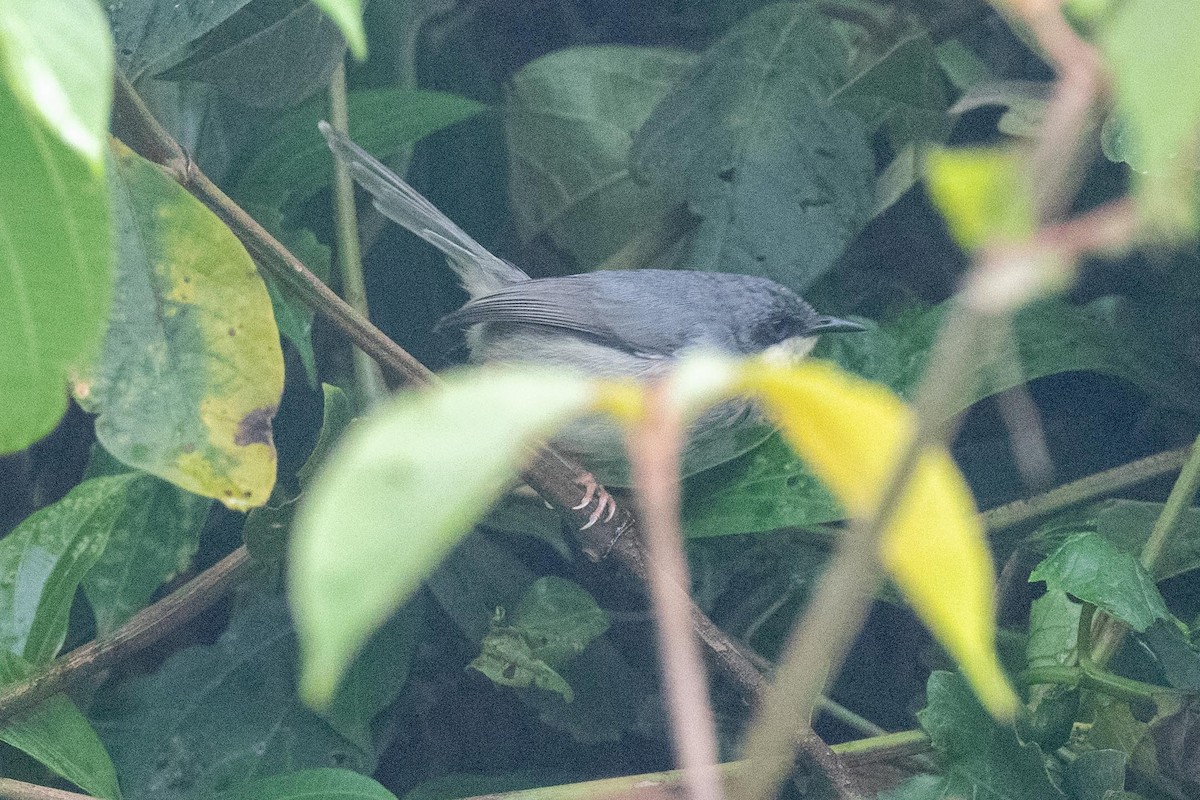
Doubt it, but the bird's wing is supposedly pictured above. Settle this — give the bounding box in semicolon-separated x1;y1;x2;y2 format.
439;279;619;343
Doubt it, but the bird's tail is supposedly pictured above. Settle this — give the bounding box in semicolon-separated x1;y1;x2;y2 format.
319;121;528;297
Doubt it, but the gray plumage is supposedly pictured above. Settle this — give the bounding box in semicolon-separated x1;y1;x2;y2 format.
319;122;865;481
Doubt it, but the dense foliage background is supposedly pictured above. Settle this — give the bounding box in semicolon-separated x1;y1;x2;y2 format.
1;1;1198;799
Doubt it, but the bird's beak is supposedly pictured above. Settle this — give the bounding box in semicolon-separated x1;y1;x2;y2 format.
808;315;867;335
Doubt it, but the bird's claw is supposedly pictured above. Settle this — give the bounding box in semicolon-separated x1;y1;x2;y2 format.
573;471;617;530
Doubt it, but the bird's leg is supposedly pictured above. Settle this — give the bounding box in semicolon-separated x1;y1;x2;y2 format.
572;470;617;530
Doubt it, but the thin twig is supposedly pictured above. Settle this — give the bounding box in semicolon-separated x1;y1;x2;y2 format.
982;446;1190;532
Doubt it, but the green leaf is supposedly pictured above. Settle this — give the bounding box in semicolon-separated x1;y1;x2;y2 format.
81;452;212;636
1139;621;1200;691
76;142;283;510
0;473;137;663
0;0;113;165
682;433;843;537
1030;532;1170;633
92;592;373;800
158;1;346;109
630;1;874;290
1094;500;1200;582
0;474;132;800
108;0;255;79
427;535;654;742
317;594;426;752
917;671;1060;800
0;82;112;454
215;768;395;800
1101;0;1200;173
290;368;596;706
0;654;122;799
1026;589;1081;672
469;577;610;702
1066;750;1128;800
505;46;694;268
833;30;950;214
312;0;365;60
236;88;486;208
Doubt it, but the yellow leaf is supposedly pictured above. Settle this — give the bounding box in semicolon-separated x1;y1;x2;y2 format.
925;146;1032;252
744;360;1017;719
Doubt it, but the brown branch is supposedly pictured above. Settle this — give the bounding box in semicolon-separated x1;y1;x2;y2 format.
0;547;250;723
0;780;96;800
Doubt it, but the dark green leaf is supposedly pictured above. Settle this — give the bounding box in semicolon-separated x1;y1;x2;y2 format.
81;451;211;636
0;82;111;454
0;655;122;800
505;46;694;268
216;768;393;800
917;671;1060;800
0;474;138;663
1138;621;1200;691
242;203;332;387
682;434;843;537
1067;749;1127;800
92;592;373;800
833;30;950;214
630;1;874;290
428;535;653;742
159;1;346;109
1030;532;1169;633
319;595;426;752
236;88;486;208
109;0;254;79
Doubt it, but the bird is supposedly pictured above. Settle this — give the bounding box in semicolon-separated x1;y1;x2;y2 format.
319;122;865;524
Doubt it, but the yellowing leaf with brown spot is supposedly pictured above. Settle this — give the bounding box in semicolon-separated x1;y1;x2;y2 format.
74;143;282;509
744;360;1017;719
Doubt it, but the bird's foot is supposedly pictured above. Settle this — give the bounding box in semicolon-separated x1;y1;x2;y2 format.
572;471;616;530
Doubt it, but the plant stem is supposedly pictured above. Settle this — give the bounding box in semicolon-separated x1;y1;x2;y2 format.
328;60;388;406
1090;430;1200;664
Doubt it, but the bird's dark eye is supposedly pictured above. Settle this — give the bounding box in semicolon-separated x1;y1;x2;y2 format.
769;315;794;341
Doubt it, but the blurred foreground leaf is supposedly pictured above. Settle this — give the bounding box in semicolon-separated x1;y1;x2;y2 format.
745;359;1017;718
290;369;597;705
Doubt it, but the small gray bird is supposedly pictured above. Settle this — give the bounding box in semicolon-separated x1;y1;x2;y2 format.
319;122;864;513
